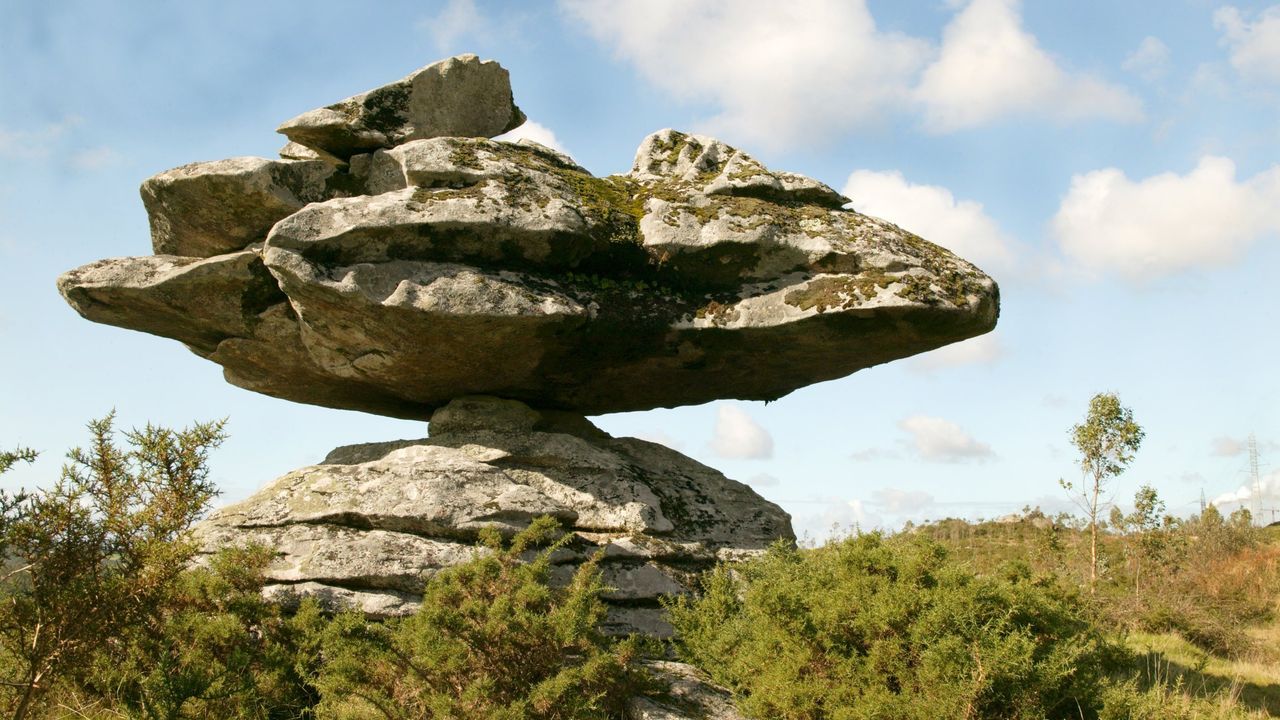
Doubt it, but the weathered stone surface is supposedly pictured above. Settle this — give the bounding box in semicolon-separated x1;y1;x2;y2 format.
263;582;420;619
56;251;282;355
196;397;790;627
62;59;998;419
197;523;481;592
627;661;748;720
277;54;526;159
141;157;358;257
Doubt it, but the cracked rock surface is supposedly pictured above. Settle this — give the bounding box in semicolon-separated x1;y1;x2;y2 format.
60;90;998;418
60;55;998;661
196;396;793;637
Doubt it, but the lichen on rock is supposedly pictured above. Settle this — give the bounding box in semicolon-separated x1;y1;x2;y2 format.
57;56;1000;656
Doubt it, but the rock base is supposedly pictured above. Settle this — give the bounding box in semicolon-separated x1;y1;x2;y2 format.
195;396;793;636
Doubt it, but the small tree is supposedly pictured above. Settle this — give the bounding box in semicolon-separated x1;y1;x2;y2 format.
1061;392;1144;592
0;414;224;719
1122;485;1173;597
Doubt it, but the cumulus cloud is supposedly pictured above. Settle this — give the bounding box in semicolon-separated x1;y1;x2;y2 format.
915;0;1142;132
493;120;572;156
419;0;484;52
561;0;1142;144
842;170;1016;273
709;404;774;459
898;415;994;463
792;497;881;543
1123;36;1172;81
1052;157;1280;280
558;0;930;148
908;332;1004;373
1214;5;1280;85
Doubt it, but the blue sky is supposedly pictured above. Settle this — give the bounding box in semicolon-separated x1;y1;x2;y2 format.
2;0;1278;540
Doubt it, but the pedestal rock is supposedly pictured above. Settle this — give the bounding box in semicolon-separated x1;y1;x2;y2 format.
195;396;793;637
57;54;1000;647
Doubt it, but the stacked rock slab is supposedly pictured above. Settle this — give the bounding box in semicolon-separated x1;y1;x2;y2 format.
196;396;792;637
57;55;999;641
59;59;998;419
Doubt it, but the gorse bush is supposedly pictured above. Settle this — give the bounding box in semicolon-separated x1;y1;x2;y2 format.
666;533;1124;720
0;414;226;719
1;421;647;719
311;516;647;719
3;416;1277;719
81;544;318;718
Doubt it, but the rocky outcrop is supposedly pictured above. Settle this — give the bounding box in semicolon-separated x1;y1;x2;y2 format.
141;157;357;257
59;54;1000;657
196;397;793;637
276;54;526;159
59;122;998;418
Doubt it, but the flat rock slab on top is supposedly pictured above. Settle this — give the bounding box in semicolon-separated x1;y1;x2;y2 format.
277;54;526;159
58;55;1000;419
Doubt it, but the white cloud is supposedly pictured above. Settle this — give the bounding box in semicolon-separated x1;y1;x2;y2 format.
1052;157;1280;280
561;0;1143;144
915;0;1142;132
493;120;572;156
709;404;773;459
1214;5;1280;85
871;488;936;515
1123;36;1172;81
908;332;1004;373
558;0;930;148
0;116;83;160
898;415;994;463
419;0;484;52
1212;470;1280;507
791;497;881;544
842;169;1016;273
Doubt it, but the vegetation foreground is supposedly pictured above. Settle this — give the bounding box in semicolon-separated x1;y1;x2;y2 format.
1;417;1277;719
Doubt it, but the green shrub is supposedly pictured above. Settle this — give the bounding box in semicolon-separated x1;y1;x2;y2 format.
80;544;318;718
666;533;1124;720
311;517;647;719
0;415;225;719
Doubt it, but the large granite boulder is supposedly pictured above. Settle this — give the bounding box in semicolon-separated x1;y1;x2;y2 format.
196;397;794;637
141;157;360;257
277;54;526;159
59;121;999;418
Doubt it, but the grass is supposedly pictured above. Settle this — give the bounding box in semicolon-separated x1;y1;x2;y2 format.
1125;630;1280;715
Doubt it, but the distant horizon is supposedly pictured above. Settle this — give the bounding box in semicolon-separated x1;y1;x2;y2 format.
2;0;1277;541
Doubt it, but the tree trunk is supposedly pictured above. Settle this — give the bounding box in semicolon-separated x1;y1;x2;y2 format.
1089;479;1100;594
11;671;40;720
